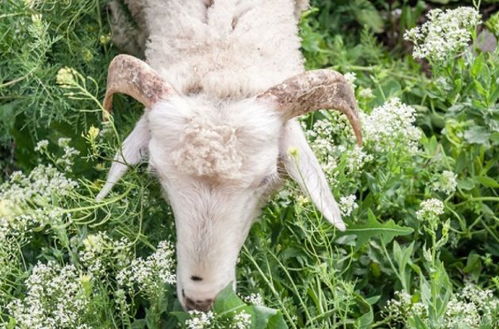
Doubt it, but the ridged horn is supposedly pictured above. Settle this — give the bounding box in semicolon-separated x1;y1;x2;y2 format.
258;69;362;145
103;54;175;113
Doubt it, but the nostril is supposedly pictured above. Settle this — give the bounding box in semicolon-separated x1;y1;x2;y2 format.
191;275;203;281
184;297;214;311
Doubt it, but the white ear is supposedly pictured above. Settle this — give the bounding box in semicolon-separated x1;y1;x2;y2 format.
280;120;346;231
96;115;150;200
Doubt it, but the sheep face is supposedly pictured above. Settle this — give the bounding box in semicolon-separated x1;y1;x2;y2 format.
147;96;282;310
99;55;362;311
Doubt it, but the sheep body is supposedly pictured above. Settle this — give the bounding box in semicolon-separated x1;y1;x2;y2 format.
126;0;308;99
101;0;359;312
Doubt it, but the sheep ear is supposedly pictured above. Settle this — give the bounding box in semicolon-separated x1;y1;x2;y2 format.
279;120;346;231
96;115;150;200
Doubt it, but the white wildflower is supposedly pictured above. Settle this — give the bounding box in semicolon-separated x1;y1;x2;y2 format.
435;77;451;91
359;87;374;99
242;293;264;306
0;165;77;240
344;72;357;88
34;139;49;153
404;7;481;62
276;186;295;207
55;138;80;171
79;232;131;276
433;170;458;195
304;118;343;174
416;198;444;221
185;310;214;329
231;311;252;329
339;194;358;216
117;240;176;293
361;98;422;153
346;146;373;172
384;291;416;323
443;283;499;329
385;286;499;328
7;261;92;329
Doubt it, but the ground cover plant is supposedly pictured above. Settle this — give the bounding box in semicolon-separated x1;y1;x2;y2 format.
0;0;498;328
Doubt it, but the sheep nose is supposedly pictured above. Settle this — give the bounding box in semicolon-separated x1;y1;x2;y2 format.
184;297;214;311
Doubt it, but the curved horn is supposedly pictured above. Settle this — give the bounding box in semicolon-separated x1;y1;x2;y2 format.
103;54;175;113
258;70;362;145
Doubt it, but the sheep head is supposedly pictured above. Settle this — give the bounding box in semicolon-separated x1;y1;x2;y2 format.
98;54;362;311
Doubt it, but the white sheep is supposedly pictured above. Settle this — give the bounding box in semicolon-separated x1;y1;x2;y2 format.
100;0;362;311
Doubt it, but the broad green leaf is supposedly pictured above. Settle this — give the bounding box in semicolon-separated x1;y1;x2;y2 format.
339;210;413;248
458;178;476;190
475;176;499;188
213;284;245;313
265;313;288;329
253;306;288;329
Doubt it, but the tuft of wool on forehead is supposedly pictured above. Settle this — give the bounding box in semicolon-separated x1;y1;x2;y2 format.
172;117;243;179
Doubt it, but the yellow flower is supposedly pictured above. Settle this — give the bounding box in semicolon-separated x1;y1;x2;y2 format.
87;126;100;141
56;67;77;86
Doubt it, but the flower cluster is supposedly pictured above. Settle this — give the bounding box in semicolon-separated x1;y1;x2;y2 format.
0;165;77;204
117;240;176;293
0;165;77;240
231;311;252;329
404;7;481;62
358;87;374;99
344;145;373;173
56;138;80;171
34;139;49;152
384;291;425;324
56;67;78;87
384;284;499;328
304;117;345;175
78;232;131;277
361;98;421;154
416;198;445;221
242;293;264;306
433;170;458;195
344;72;357;89
185;310;215;329
339;194;358;217
7;261;92;329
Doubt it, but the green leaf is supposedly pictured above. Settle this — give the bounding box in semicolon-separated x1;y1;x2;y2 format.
475;176;499;188
130;319;147;329
213;284;245;314
464;126;491;145
252;306;289;329
458;178;476;191
357;310;373;329
464;252;483;281
339;210;413;248
353;0;384;33
265;313;288;329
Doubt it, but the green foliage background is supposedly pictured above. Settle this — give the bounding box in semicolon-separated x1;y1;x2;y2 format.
0;0;498;328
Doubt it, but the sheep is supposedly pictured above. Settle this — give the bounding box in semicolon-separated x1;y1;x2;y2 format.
100;0;362;311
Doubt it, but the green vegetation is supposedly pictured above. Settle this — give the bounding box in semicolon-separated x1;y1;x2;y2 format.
0;0;498;328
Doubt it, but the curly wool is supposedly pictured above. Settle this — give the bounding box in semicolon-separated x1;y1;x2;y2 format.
143;0;306;99
172;118;243;179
